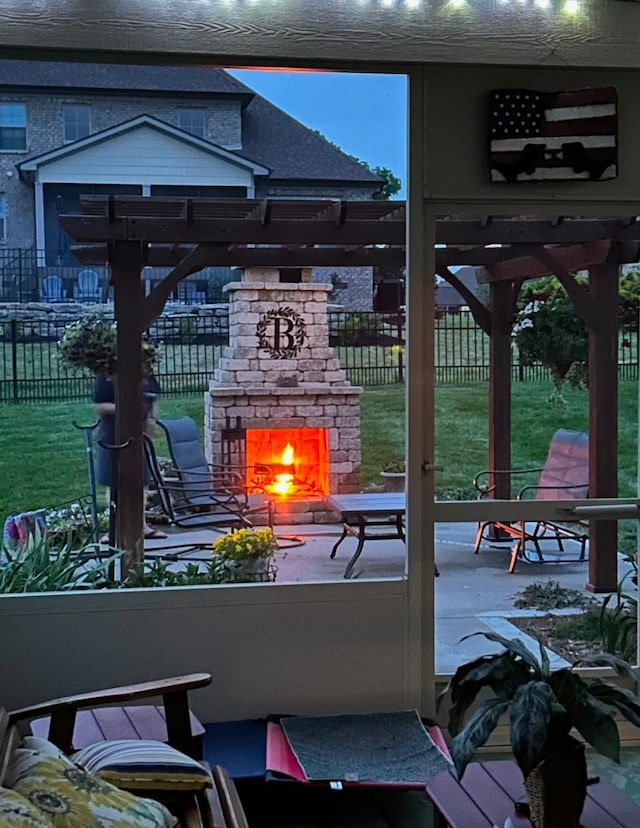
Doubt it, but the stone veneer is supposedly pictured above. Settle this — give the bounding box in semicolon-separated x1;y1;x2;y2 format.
205;268;363;523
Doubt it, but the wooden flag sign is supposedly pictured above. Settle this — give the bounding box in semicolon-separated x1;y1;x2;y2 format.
489;87;618;183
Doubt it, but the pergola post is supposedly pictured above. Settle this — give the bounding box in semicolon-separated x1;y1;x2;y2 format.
488;279;514;499
112;240;146;575
586;260;620;593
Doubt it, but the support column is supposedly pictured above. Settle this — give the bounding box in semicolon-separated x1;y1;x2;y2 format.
488;280;513;500
586;261;619;593
112;241;145;576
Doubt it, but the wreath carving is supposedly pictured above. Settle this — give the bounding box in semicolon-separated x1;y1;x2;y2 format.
256;306;306;359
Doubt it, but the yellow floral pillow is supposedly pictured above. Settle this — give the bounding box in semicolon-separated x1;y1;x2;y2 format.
10;752;177;828
0;786;55;827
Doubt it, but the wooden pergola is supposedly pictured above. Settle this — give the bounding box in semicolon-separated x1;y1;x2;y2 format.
61;198;639;590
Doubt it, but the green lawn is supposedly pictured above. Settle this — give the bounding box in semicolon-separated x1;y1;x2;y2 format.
0;381;637;520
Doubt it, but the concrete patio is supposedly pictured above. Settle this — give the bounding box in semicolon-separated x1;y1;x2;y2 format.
144;520;629;675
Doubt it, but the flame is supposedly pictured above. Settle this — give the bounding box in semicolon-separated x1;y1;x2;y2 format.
281;443;294;465
271;472;294;495
266;443;297;496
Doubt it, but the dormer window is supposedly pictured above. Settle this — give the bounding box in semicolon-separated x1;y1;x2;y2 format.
177;108;206;138
63;104;91;142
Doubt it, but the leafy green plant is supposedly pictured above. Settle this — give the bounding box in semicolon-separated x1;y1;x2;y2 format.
513;279;588;389
598;570;637;662
46;501;109;551
381;459;405;473
58;316;161;376
438;631;640;780
0;531;122;593
121;559;211;588
514;580;597;611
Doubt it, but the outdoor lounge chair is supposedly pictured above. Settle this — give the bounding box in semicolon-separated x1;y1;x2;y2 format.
4;673;250;827
145;416;273;532
144;436;259;535
473;428;589;572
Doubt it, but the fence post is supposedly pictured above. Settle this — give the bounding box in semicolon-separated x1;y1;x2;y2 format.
11;318;18;403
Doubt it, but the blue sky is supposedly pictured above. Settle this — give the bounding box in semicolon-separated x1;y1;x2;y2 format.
228;70;407;198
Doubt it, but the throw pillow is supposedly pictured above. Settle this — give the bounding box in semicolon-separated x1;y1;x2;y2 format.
20;738;67;760
10;752;177;828
72;740;212;792
0;786;55;827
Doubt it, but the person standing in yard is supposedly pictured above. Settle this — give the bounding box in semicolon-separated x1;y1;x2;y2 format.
93;372;167;540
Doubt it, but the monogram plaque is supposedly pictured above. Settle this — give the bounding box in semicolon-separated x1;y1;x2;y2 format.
256;306;306;359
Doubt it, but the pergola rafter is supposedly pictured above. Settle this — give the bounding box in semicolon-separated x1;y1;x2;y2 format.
59;196;638;589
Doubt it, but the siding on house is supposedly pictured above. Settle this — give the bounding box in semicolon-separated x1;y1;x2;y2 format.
35;125;255;187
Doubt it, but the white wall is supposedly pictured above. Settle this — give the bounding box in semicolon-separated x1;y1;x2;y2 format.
0;579;412;721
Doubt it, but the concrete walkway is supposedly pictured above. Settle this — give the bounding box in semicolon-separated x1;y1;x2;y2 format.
144;520;630;675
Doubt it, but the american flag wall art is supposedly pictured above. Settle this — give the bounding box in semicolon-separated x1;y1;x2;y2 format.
489;87;618;183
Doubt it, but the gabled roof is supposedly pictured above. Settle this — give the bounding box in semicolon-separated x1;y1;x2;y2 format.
17;115;270;176
0;59;253;99
2;59;381;187
238;93;381;184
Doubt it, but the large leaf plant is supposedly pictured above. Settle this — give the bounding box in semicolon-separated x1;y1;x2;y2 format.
438;631;640;779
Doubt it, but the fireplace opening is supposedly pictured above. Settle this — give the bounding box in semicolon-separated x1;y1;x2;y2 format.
245;427;329;498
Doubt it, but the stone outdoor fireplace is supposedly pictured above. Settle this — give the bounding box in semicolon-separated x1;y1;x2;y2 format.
205;267;362;523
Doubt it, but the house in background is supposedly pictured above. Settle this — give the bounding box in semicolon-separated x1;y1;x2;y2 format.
0;60;382;306
435;266;482;315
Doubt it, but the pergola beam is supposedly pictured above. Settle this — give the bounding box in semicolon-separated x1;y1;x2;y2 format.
60;216;407;245
71;243;407;268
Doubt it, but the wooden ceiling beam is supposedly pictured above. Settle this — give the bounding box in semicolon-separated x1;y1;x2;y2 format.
476;240;613;284
435;219;640;246
61;216;406;245
70;243;406;268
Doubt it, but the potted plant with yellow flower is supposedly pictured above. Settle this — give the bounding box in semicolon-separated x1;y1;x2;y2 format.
211;527;278;583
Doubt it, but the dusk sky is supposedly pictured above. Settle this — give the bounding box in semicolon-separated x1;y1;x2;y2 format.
228;69;408;198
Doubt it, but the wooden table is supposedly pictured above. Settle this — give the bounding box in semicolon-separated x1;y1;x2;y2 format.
324;493;405;578
426;760;640;827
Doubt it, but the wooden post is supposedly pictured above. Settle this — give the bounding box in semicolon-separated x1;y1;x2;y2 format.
488;280;513;500
112;241;145;576
586;261;619;593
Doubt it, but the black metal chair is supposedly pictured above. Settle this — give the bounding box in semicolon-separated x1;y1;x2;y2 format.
147;416;273;531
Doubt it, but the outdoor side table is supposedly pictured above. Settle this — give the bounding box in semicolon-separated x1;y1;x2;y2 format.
324;493;406;578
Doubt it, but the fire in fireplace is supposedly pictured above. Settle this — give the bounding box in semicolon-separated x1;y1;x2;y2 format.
245;427;329;498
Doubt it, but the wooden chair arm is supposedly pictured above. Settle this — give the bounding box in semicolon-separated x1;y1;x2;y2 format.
9;673;211;756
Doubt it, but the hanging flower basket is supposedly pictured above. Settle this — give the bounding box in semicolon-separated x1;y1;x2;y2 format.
58;316;161;376
513;285;588;388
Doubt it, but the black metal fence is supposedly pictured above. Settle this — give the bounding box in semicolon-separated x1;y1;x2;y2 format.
0;309;637;403
0;310;407;402
0;248;235;304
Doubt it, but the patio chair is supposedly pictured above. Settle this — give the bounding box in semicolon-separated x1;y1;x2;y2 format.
472;428;589;572
5;673;251;827
41;274;64;302
157;417;273;526
143;433;264;535
75;268;102;302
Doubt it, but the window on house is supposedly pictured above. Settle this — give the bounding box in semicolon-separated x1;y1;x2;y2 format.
0;103;27;151
63;104;91;142
177;108;206;138
0;195;6;241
